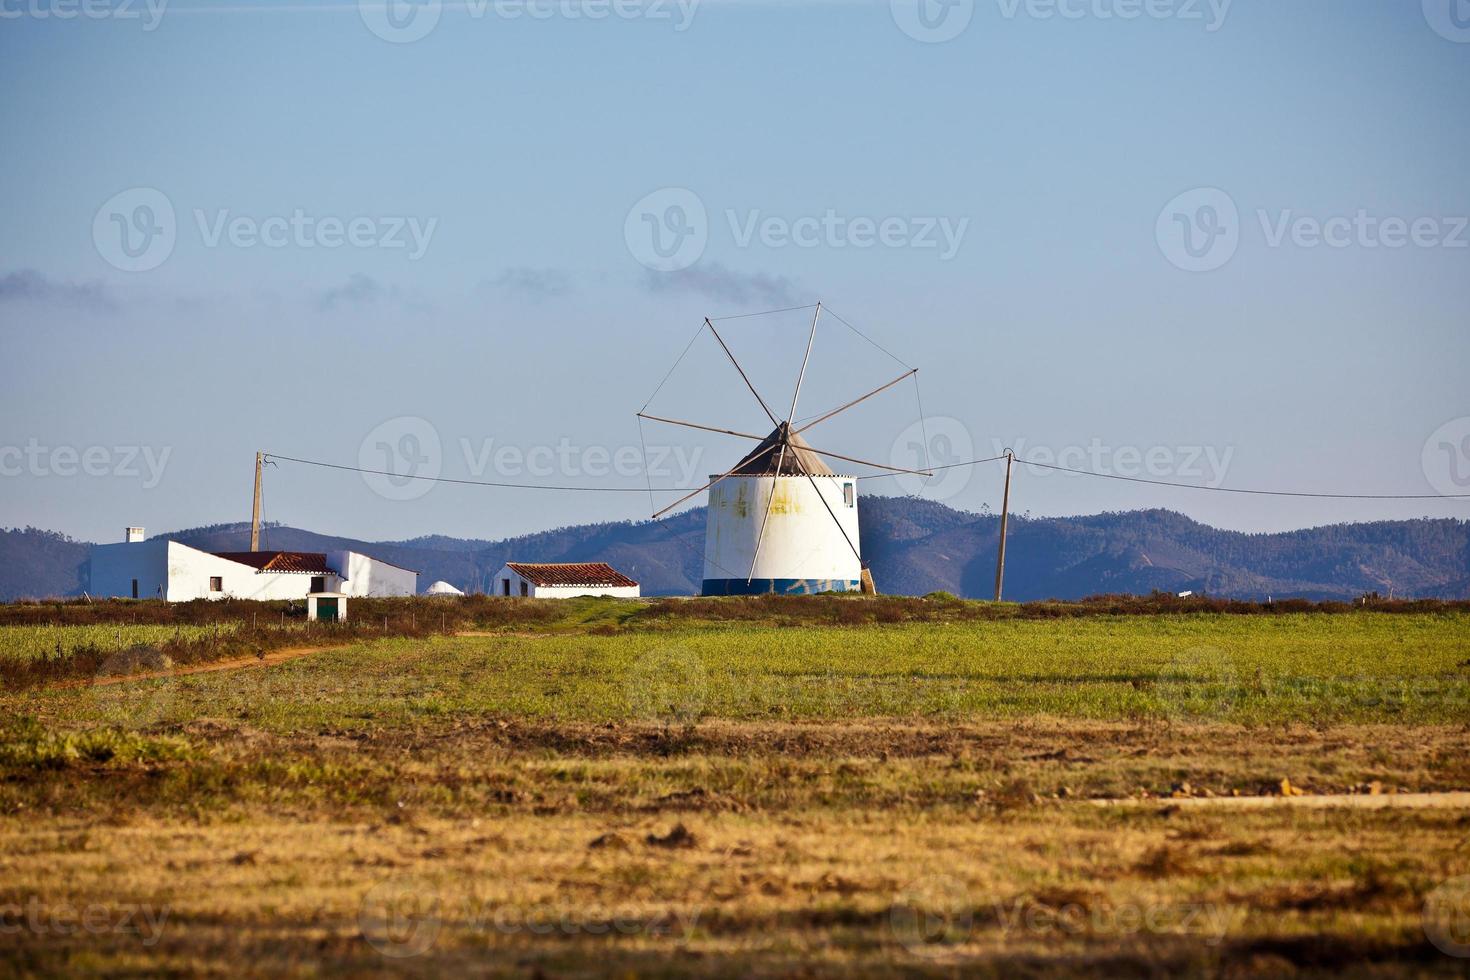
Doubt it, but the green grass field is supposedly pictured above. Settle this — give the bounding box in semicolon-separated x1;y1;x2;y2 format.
2;602;1468;977
11;611;1465;729
0;623;239;662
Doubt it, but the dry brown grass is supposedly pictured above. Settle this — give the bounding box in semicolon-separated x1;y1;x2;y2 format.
1;800;1462;977
3;605;1468;977
1;716;1468;976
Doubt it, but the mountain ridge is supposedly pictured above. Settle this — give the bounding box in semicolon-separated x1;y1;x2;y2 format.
1;500;1466;601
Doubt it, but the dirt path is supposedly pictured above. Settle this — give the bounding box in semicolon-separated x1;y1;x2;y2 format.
62;643;342;689
1092;791;1470;810
452;631;552;638
62;630;541;689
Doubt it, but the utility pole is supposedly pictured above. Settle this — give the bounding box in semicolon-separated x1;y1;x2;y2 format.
993;450;1014;602
250;451;264;552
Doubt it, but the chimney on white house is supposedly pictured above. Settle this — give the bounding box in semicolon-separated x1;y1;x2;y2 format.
125;526;145;543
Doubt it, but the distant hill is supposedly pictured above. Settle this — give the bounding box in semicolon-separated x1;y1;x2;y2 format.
863;504;1470;601
0;528;91;602
2;500;1467;601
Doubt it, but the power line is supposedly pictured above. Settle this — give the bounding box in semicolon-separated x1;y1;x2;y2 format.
266;453;674;492
268;449;939;492
931;453;1010;473
1013;456;1470;500
858;450;1470;499
266;449;1470;501
855;453;1009;480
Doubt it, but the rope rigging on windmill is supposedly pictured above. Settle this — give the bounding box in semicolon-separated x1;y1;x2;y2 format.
637;303;933;596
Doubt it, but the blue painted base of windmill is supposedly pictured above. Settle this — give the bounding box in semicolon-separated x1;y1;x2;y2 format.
700;578;862;596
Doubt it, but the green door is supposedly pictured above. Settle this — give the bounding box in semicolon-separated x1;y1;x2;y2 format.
318;597;338;623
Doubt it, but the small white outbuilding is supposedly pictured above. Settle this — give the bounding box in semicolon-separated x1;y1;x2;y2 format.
492;562;639;599
306;592;347;622
425;580;464;596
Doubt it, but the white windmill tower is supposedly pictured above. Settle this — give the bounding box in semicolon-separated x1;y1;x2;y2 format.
638;304;930;596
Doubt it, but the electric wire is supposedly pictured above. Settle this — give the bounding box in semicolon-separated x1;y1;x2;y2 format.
637;413;747;579
1013;457;1470;499
265;453;669;492
264;450;1470;500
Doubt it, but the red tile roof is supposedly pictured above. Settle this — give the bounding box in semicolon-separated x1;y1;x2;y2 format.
213;551;334;574
506;562;638;588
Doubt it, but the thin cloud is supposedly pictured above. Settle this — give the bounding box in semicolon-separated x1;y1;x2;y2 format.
314;274;430;313
642;262;801;308
487;266;576;300
0;270;115;312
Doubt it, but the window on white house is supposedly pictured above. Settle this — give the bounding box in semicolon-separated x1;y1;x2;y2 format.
310;576;325;594
520;581;529;597
209;576;223;592
131;579;138;599
843;481;855;507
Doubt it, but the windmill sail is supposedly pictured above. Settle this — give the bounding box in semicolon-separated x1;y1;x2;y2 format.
638;305;929;596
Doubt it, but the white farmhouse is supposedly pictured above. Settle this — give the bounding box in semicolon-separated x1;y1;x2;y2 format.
89;527;417;601
492;562;639;599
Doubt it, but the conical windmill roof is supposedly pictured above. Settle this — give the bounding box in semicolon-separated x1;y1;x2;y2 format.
729;423;835;477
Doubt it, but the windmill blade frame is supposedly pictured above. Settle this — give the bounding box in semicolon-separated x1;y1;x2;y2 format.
792;368;918;436
705;318;781;428
650;440;780;520
636;412;766;443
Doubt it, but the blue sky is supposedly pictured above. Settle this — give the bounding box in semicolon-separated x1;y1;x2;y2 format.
2;0;1468;543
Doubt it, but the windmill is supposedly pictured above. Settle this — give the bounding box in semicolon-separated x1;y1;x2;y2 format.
638;304;932;596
